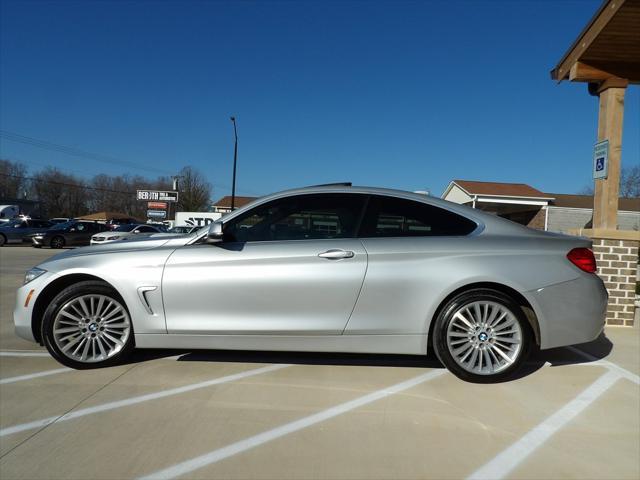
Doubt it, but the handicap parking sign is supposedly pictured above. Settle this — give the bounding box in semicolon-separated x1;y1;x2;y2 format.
593;140;609;180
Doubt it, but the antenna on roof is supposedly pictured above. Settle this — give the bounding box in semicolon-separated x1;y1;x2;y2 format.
306;182;352;188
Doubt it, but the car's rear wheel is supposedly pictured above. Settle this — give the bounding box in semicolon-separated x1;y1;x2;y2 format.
42;281;134;369
433;289;531;383
0;234;6;247
50;236;65;249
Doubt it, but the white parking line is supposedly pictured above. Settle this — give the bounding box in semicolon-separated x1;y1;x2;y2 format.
0;363;289;437
0;368;71;384
0;351;50;357
567;346;640;385
466;369;620;480
138;369;446;480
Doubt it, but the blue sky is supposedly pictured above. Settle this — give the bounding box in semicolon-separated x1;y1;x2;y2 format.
1;0;638;200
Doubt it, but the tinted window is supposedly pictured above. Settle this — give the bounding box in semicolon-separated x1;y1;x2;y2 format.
224;194;366;242
115;224;137;232
359;196;477;238
50;222;70;230
137;226;157;233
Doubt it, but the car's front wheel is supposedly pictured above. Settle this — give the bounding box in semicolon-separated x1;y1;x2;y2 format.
42;281;134;369
433;289;532;382
50;236;65;249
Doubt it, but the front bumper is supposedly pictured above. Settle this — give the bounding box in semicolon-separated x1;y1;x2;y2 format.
527;273;608;350
14;271;55;343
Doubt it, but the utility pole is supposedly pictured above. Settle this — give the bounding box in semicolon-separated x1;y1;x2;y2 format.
170;175;181;222
230;116;238;210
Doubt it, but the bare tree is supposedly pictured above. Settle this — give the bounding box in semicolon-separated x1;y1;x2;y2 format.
0;159;29;200
32;167;88;218
579;166;640;198
620;165;639;197
176;166;211;212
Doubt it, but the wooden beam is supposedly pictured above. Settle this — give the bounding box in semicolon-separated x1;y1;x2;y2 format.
569;62;614;82
593;85;626;230
552;0;626;81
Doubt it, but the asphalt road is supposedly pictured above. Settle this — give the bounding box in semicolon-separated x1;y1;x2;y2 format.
0;245;638;480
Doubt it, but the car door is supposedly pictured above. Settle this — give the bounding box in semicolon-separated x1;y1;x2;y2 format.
8;221;28;242
163;193;368;335
344;194;480;336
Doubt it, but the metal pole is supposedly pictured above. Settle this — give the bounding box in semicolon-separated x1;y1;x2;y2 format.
230;116;238;210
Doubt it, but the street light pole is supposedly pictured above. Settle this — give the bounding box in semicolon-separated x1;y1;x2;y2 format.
230;116;238;210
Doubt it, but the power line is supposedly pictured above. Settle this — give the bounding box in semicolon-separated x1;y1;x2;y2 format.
0;130;173;176
0;172;146;195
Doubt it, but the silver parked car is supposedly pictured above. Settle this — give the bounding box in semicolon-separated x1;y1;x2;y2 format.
90;224;164;245
14;185;607;382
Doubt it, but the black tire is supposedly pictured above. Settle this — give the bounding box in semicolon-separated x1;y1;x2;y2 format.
41;281;135;369
50;236;65;249
0;234;5;247
433;288;532;383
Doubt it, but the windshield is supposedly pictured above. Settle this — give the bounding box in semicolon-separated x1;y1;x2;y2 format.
114;224;137;232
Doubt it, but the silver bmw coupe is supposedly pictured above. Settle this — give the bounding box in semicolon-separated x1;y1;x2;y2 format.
15;185;607;382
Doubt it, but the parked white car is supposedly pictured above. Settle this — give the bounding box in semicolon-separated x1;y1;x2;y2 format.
90;224;164;245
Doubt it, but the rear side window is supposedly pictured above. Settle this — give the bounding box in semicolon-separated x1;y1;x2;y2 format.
359;196;477;238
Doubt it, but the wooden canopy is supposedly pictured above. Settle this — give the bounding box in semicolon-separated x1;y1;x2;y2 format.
550;0;639;231
551;0;640;84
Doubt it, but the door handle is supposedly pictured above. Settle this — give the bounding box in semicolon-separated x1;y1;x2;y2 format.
318;249;355;259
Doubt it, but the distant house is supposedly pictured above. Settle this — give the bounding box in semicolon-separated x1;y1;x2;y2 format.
210;196;258;214
442;180;639;232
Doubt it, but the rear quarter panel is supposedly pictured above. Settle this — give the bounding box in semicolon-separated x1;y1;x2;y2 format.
345;234;591;339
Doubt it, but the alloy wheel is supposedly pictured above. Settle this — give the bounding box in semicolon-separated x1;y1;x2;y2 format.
445;300;523;375
51;236;64;248
52;294;131;363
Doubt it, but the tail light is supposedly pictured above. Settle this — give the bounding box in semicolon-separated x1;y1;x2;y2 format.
567;248;597;273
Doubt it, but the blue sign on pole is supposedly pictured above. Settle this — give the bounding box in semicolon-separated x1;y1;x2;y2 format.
593;140;609;180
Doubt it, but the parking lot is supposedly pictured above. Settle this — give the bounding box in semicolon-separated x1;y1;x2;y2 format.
0;245;638;480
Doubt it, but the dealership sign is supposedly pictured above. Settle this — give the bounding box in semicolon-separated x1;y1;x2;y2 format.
147;210;167;218
147;201;168;210
137;190;178;202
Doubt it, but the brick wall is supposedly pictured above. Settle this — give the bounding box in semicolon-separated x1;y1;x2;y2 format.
592;238;639;326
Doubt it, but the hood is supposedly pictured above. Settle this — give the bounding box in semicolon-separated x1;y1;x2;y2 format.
40;236;192;264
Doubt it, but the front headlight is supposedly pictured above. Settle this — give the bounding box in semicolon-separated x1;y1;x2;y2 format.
24;267;47;285
106;236;120;241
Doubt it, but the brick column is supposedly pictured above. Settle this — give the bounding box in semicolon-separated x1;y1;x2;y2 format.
591;236;639;326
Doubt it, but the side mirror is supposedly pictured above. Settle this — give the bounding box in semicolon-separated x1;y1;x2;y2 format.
206;221;224;243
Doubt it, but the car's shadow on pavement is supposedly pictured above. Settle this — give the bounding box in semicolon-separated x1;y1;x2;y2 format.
126;333;615;383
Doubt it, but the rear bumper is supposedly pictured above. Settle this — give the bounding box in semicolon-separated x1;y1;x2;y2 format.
527;273;608;350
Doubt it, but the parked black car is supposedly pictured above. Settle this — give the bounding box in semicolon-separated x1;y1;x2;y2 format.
0;219;53;246
31;221;109;248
